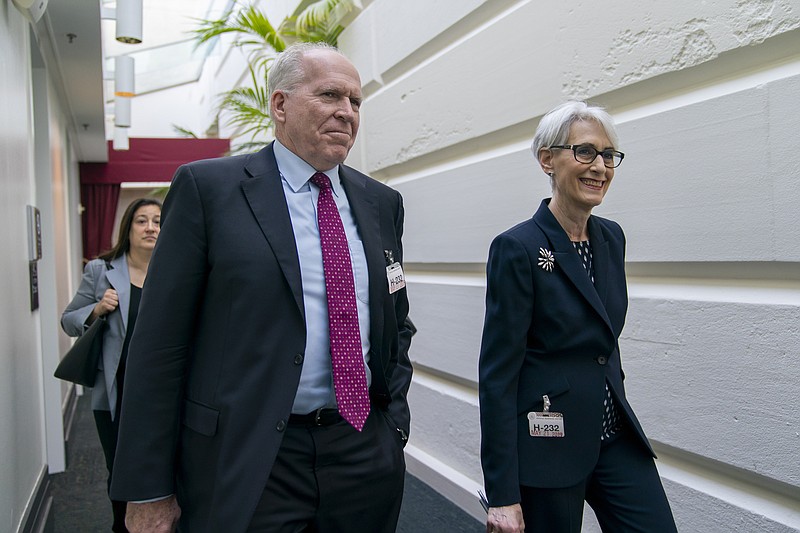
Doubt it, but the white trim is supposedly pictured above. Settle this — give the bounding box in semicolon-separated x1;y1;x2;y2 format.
404;445;486;522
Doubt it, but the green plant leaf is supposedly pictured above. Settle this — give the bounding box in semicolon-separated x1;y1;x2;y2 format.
191;0;359;151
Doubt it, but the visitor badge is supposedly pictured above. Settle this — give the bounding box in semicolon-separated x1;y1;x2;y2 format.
386;262;406;294
528;412;565;437
528;394;564;437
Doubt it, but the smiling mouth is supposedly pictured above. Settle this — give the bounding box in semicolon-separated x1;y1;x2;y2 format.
580;178;604;188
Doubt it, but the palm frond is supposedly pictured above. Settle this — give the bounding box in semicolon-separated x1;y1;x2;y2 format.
191;0;360;149
190;1;239;45
218;66;272;140
192;1;287;52
171;124;199;138
291;0;355;44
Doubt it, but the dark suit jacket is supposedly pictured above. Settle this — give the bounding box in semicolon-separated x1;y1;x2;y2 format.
110;143;414;532
478;199;654;507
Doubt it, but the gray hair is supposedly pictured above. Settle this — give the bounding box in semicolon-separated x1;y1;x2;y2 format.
531;101;620;159
267;42;344;98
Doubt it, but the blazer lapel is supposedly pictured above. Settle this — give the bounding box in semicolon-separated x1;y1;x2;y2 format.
339;166;385;347
241;144;305;317
587;216;610;308
533;199;613;331
106;254;130;330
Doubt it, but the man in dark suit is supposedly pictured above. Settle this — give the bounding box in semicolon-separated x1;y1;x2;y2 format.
110;42;414;533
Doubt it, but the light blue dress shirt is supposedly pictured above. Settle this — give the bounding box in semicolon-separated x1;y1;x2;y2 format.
273;140;372;414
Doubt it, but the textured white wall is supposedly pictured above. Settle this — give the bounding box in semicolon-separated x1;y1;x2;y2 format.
0;8;47;532
338;0;800;530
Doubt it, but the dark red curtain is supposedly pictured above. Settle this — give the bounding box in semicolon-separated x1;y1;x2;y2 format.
78;138;230;261
80;183;120;262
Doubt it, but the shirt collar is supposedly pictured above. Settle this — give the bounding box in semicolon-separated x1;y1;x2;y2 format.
273;140;343;196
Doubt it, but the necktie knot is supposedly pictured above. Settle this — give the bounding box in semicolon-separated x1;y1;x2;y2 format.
310;172;332;191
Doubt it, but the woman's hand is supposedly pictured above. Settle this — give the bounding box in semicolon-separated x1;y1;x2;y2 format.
90;288;119;321
487;503;525;533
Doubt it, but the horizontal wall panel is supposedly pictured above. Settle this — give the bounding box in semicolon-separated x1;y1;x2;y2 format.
341;0;486;91
407;376;482;484
357;1;800;170
769;74;800;252
396;147;549;264
603;73;800;262
396;74;800;264
406;278;486;383
662;477;800;532
622;296;800;487
408;278;800;488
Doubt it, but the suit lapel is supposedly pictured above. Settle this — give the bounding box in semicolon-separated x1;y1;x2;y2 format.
533;200;613;331
241;145;305;317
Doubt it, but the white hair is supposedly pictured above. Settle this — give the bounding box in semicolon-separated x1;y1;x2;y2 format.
531;101;620;159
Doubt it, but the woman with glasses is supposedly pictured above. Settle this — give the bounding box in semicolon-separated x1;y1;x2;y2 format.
478;101;676;532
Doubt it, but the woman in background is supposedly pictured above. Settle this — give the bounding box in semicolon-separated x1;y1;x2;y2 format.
61;198;161;533
478;101;676;532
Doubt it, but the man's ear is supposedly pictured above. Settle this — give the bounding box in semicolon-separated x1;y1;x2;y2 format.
271;91;287;124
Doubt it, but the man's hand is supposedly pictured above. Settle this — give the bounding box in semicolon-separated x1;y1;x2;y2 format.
486;503;524;533
125;496;181;533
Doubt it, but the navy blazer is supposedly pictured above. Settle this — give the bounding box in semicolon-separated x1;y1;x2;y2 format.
479;199;654;507
110;143;414;533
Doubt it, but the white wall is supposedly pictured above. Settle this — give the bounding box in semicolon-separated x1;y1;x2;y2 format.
338;0;800;530
1;2;88;530
0;6;48;531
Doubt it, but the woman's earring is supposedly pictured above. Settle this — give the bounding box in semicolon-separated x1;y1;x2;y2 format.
547;172;554;177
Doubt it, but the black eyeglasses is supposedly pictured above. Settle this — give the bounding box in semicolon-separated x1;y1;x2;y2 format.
549;144;625;168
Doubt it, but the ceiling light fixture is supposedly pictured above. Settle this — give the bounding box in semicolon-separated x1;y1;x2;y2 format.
114;55;135;97
115;97;131;128
112;126;130;151
116;0;143;44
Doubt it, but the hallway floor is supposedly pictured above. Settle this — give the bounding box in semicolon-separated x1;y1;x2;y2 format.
49;393;483;532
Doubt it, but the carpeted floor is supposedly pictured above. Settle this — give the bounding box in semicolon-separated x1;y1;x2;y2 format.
49;393;483;532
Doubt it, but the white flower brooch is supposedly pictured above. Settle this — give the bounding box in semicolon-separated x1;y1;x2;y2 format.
538;247;555;272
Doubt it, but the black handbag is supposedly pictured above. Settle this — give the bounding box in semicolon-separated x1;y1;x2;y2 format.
54;315;107;387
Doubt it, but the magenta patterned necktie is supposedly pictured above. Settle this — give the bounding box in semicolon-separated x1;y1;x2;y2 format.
311;172;370;431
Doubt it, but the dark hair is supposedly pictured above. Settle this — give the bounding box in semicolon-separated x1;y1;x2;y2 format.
98;198;162;261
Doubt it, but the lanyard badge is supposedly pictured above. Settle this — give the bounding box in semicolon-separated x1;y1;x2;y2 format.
528;394;565;438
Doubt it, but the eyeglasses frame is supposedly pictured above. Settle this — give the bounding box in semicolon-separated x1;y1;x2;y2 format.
549;144;625;168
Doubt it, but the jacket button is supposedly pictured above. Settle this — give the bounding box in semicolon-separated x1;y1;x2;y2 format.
596;356;608;365
294;353;304;365
276;420;286;432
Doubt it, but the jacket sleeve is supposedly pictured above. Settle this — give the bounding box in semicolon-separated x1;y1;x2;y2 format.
61;260;103;336
478;232;534;507
110;164;209;501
